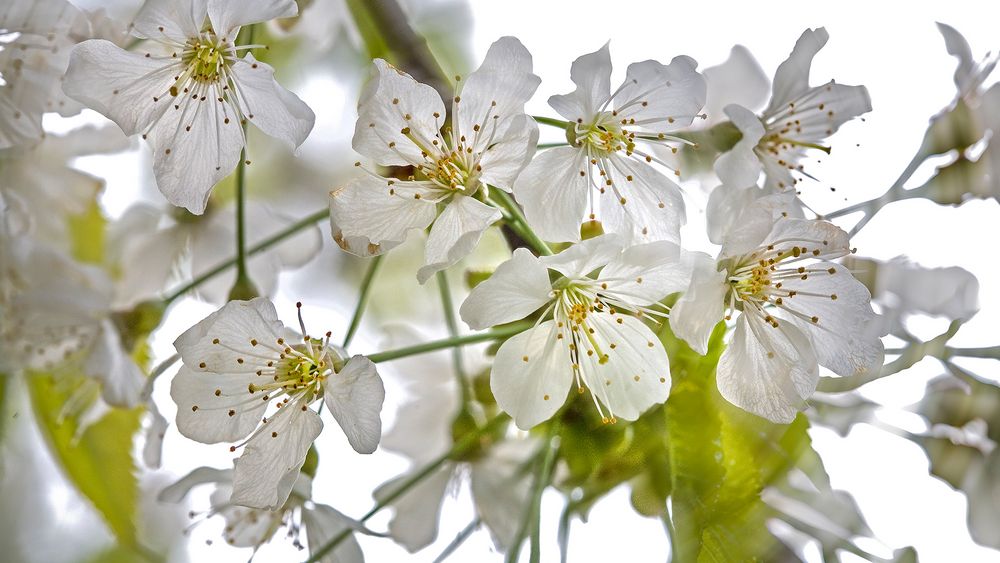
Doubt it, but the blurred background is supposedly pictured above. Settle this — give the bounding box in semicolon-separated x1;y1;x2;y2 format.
2;0;1000;562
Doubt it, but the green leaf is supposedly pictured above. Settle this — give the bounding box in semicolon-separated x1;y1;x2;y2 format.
67;197;107;265
27;371;142;547
661;321;813;562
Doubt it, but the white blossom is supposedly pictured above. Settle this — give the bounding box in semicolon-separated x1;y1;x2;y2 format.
170;297;385;510
714;28;872;192
329;36;539;283
160;467;366;562
63;0;315;213
670;190;883;422
461;234;695;429
514;44;706;245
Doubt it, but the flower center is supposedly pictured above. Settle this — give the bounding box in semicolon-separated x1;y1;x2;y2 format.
575;114;635;157
181;31;229;84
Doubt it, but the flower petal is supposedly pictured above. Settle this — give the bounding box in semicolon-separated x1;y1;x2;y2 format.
703;45;770;122
323;355;385;454
716;314;819;423
328;176;439;257
548;42;612;121
62;40;173;136
777;262;884;377
457;36;540;155
514;146;589;243
303;504;366;563
575;313;672;421
352;59;446;166
460;247;551;330
131;0;206;43
170;365;269;443
231;404;323;510
173;297;283;373
540;233;623;279
374;465;452;552
766;28;829;114
158;466;232;503
669;255;728;355
85;320;145;408
597;152;685;245
714;104;765;187
615;56;707;131
416;194;501;284
491;320;574;430
599;240;694;305
471;439;538;551
476;113;539;191
230;53;314;149
208;0;297;43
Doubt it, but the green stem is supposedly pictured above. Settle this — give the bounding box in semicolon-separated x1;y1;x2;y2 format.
536;142;570;149
529;422;560;563
437;271;471;402
304;414;510;563
163;208;327;305
342;255;384;348
533;116;571;129
366;322;532;364
231;25;256;295
948;346;1000;359
432;518;481;563
492;189;553;256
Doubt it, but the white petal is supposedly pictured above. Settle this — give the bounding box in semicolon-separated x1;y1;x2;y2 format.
62;40;173;136
476;113;539;191
575;314;671;421
143;401;169;469
778;262;884;377
374;465;452;552
597;153;685;245
170;365;268;443
208;0;297;42
158;466;232;503
352;59;445;167
599;240;693;305
875;259;979;321
85;320;144;408
766;28;829;114
717;314;818;423
416;195;501;284
230;54;314;149
173;297;283;373
131;0;206;43
714;104;765;188
514;146;589;243
548;43;612;121
491;320;574;430
457;36;540;154
614;56;707;131
329;176;439;257
669;256;727;355
706;183;760;246
323;355;385;454
231;404;323;510
303;504;366;563
540;233;623;279
761;217;851;260
146;86;246;214
460;247;551;330
702;45;770;122
113;217;183;308
471;439;538;551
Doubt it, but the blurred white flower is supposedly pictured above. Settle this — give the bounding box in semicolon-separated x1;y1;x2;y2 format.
329;36;539;283
170;297;385;510
671;189;883;422
109;200;321;307
63;0;315;213
714;28;872;192
1;192;144;409
461;234;694;429
160;467;366;562
514;44;706;245
0;0;83;148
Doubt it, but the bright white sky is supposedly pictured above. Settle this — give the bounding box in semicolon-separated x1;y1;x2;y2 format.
9;1;1000;562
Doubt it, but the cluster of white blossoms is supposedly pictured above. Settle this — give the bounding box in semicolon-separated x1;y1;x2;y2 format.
18;0;995;557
